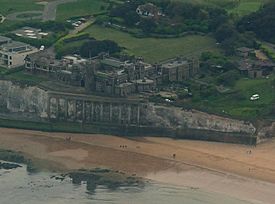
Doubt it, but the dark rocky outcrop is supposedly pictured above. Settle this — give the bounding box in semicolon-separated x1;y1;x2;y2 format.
0;162;22;170
68;169;143;193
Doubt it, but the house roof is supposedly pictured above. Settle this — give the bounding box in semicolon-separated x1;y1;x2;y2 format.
238;60;253;71
254;61;275;67
1;41;27;49
162;59;188;69
101;58;124;68
26;50;58;66
238;59;275;71
137;3;160;15
116;82;134;88
237;47;254;53
135;78;154;85
255;50;268;61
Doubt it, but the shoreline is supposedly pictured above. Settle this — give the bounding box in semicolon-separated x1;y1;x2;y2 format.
0;127;275;203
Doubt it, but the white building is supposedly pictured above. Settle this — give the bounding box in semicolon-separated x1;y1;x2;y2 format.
136;3;163;18
0;36;38;69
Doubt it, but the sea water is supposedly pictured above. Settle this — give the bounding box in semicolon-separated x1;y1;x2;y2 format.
0;162;253;204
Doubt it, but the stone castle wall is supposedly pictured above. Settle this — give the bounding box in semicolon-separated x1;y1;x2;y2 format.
47;91;142;126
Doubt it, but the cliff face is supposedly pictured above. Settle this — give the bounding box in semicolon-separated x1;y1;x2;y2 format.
0;80;48;119
257;122;275;139
0;80;256;137
143;105;256;134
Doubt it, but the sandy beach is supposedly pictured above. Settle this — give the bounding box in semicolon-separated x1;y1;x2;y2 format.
0;127;275;203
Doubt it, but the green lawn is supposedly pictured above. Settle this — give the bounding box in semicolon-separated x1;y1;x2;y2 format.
56;0;108;21
228;0;266;16
85;25;219;63
190;75;275;119
177;0;267;16
5;70;46;84
0;0;43;15
55;38;90;58
0;67;46;85
0;0;43;32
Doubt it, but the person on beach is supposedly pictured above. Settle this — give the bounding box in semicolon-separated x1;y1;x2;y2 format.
65;136;71;142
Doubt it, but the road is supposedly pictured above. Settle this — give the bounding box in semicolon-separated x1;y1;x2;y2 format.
6;0;77;22
42;0;77;21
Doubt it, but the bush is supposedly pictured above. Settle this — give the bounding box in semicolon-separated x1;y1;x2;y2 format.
231;91;246;101
217;70;240;87
177;89;190;99
238;2;275;43
80;40;121;58
63;33;90;43
199;85;218;98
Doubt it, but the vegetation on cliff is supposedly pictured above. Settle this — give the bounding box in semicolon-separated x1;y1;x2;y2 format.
238;2;275;43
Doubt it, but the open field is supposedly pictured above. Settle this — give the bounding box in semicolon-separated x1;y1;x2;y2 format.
190;74;275;119
85;25;220;63
0;0;43;15
0;0;268;23
175;0;267;16
56;0;108;21
0;67;47;85
228;0;267;16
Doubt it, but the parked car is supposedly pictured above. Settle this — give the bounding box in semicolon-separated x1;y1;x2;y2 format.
250;94;260;101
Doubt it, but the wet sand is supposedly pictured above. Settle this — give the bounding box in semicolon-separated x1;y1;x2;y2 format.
0;128;275;203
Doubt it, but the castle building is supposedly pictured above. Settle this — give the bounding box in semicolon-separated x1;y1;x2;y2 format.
25;52;199;97
161;57;199;82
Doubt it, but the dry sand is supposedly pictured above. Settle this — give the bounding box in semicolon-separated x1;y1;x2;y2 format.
0;128;275;203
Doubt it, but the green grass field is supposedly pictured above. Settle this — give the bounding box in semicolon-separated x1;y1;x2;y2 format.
54;0;268;22
0;0;43;15
85;25;220;63
231;76;274;115
191;75;275;119
0;67;46;85
228;0;267;16
176;0;267;16
56;0;108;21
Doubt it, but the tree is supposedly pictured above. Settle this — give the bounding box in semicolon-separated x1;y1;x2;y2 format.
139;18;157;33
238;2;275;43
80;40;121;58
217;70;240;87
208;7;228;31
124;11;140;26
214;23;237;42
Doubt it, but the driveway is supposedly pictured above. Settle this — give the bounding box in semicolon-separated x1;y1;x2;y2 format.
6;11;43;21
42;0;77;21
6;0;77;22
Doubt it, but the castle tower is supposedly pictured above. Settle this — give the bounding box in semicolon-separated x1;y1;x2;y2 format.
85;60;98;91
135;61;145;79
125;62;135;81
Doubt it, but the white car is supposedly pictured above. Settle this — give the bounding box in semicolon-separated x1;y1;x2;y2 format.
165;98;173;103
250;94;260;101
